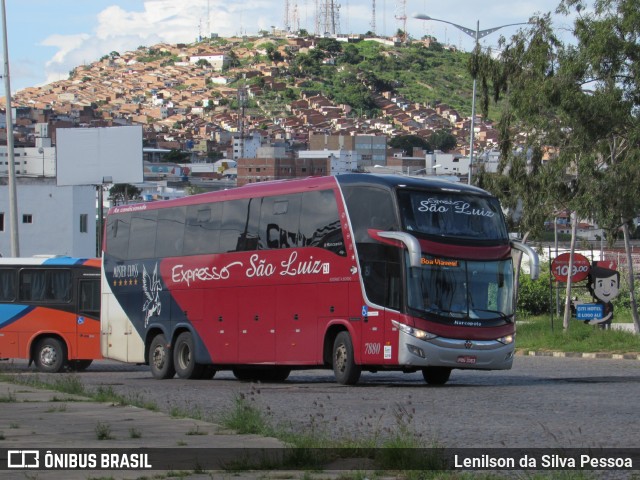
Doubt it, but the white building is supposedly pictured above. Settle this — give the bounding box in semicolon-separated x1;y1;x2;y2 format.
0;178;97;258
298;150;359;175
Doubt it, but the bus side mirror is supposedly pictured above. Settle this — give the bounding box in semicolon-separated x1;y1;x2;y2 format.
378;231;422;268
511;241;540;280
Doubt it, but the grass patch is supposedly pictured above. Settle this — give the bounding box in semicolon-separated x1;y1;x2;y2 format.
128;427;142;439
95;421;114;440
516;315;640;354
0;391;16;402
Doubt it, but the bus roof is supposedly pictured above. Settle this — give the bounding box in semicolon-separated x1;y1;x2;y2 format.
108;173;493;216
0;257;100;267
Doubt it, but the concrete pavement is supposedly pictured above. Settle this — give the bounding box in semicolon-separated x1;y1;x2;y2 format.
0;380;298;480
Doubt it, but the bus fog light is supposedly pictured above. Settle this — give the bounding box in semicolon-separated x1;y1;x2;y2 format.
407;344;425;358
497;334;514;345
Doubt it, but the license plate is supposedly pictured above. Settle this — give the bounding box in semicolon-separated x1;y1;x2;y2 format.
457;355;477;364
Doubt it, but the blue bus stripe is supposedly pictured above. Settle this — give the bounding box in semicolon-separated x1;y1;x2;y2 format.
0;304;35;328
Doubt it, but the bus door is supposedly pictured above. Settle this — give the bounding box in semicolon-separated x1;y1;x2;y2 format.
75;278;101;360
237;286;276;363
101;291;131;362
358;248;402;365
276;284;317;363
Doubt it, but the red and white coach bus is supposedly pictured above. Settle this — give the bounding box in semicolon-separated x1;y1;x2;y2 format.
0;256;102;372
100;174;538;384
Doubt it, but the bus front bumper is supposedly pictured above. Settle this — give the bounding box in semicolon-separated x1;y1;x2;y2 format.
397;330;515;370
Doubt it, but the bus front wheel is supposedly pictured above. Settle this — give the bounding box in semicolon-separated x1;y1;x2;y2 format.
34;337;67;373
422;367;452;385
149;334;175;379
332;332;361;385
173;332;204;379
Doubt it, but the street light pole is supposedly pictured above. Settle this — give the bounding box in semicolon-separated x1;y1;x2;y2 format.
1;0;19;256
413;14;529;185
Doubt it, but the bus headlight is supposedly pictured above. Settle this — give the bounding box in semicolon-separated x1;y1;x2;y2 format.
497;334;514;345
392;320;437;340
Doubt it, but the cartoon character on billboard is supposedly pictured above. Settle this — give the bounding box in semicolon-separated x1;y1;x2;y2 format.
585;264;620;329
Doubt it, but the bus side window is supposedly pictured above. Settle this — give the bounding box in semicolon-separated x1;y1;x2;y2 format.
49;270;71;301
105;214;131;260
184;204;221;255
260;194;301;249
300;190;346;256
157;206;187;257
0;268;16;302
220;198;261;252
128;211;158;260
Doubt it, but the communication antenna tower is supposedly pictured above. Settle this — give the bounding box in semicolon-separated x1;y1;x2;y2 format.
284;0;291;31
394;0;407;41
371;0;376;34
318;0;340;35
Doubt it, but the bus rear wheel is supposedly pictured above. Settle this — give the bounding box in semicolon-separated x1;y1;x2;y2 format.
149;334;175;379
422;367;452;385
174;332;204;379
34;337;67;373
332;331;361;385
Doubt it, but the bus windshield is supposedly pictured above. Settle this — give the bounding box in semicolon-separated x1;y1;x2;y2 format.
407;255;514;324
397;190;508;241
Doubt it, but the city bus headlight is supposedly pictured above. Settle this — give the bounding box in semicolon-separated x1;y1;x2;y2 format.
497;334;514;345
391;320;437;340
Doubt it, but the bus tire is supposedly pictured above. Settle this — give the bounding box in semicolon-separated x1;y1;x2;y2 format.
34;337;67;373
149;334;175;379
422;367;452;385
332;331;361;385
69;360;93;372
173;332;204;379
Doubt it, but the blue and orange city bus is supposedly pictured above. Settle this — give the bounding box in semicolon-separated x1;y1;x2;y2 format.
100;174;538;384
0;256;102;372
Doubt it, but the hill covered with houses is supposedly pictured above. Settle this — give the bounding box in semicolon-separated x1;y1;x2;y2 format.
4;33;500;160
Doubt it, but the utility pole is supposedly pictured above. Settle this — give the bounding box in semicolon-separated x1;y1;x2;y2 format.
1;0;19;256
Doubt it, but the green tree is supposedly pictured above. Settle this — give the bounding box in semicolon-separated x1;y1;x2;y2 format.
108;184;142;206
477;0;640;331
388;135;431;154
428;130;457;152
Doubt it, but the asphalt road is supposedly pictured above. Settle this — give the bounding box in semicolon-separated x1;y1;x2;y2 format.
2;355;638;450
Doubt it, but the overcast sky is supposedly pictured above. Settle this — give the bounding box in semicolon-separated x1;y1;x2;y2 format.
1;0;574;94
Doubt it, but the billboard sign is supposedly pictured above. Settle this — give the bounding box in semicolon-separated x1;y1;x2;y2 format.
551;252;591;283
56;126;143;186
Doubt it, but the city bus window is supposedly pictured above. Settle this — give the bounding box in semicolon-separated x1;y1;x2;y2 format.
300;190;345;256
0;269;16;301
184;203;221;255
156;206;187;257
128;210;158;259
105;213;131;260
19;269;71;302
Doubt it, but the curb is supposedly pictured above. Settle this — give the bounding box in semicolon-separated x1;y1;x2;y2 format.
515;350;640;360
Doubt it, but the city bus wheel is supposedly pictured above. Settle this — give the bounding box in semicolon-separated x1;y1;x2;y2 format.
173;332;204;379
69;360;93;372
421;367;452;385
332;332;361;385
149;334;175;379
34;337;67;373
